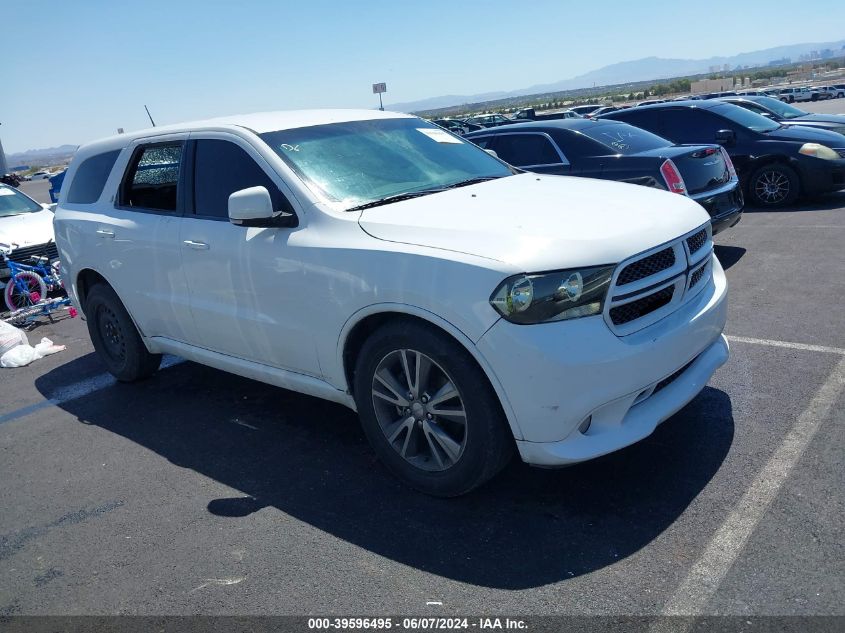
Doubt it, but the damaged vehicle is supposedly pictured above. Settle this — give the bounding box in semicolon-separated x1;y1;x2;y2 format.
54;110;729;496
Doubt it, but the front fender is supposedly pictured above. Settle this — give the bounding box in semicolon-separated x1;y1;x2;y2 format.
335;303;525;441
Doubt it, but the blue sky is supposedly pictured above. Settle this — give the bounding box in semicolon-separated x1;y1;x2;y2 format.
2;0;844;153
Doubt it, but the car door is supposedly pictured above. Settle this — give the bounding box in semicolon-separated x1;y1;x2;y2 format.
96;135;195;342
178;133;319;375
491;132;571;175
660;109;754;175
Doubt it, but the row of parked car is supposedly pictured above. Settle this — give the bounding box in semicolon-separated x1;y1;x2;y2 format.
434;94;845;212
433;83;845;133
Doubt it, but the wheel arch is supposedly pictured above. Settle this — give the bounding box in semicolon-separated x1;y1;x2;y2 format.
338;305;525;441
75;268;113;313
743;154;804;194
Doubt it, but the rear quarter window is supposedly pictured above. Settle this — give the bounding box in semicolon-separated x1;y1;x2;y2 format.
66;150;121;204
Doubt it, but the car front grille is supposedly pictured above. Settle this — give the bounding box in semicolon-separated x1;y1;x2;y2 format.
604;224;713;336
686;228;707;255
6;242;58;265
652;356;698;395
616;247;675;285
689;261;708;290
610;286;674;325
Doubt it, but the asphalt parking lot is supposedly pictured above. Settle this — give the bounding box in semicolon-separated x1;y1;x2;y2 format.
2;111;844;620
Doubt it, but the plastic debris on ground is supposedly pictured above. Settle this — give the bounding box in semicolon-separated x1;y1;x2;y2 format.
0;320;66;367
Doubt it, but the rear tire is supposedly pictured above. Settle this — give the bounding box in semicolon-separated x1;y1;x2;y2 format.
748;163;799;208
84;283;161;382
4;271;47;312
353;321;513;497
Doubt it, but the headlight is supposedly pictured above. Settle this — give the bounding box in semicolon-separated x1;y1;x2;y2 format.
490;265;614;324
798;143;840;160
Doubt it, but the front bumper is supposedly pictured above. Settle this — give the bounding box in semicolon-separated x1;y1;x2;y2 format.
691;180;743;236
797;156;845;196
477;255;729;466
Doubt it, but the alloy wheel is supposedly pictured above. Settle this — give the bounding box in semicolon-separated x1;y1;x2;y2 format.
370;349;467;472
754;170;790;205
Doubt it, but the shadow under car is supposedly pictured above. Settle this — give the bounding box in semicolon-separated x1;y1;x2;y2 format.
35;353;734;590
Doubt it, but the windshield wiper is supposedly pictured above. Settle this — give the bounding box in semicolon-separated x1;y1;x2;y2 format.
346;190;444;212
439;176;503;189
346;176;504;212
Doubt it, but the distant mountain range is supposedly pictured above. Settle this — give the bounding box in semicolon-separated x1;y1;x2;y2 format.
7;144;78;168
387;39;845;112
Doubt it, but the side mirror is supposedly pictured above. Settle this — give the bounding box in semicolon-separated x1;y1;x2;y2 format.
715;129;736;146
228;186;297;228
41;203;57;213
484;149;499;158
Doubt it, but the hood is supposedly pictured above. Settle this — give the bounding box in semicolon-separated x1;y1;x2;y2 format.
791;113;845;126
358;173;709;272
0;209;56;249
762;124;845;145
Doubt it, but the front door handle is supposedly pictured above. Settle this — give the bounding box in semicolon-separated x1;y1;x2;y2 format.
96;229;115;238
183;240;210;250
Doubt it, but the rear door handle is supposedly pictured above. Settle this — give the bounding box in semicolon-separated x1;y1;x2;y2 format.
183;240;210;250
96;229;114;238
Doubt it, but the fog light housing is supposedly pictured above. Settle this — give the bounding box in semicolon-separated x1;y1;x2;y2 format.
578;416;592;434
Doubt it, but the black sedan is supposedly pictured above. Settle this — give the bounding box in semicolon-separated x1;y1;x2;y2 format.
717;96;845;137
465;119;743;234
602;101;845;207
464;113;514;128
431;119;483;135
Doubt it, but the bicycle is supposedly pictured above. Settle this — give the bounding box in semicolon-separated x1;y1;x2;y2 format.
1;241;65;312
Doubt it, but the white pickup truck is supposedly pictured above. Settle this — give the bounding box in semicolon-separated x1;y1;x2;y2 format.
778;87;820;103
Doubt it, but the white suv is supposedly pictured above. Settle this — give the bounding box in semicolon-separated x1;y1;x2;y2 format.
778;87;820;103
54;110;729;496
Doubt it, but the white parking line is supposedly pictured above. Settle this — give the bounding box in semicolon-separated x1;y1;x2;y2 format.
0;356;184;426
660;353;845;616
726;335;845;355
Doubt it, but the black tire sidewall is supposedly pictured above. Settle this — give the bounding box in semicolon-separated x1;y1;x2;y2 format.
353;322;512;497
85;284;161;382
748;163;799;208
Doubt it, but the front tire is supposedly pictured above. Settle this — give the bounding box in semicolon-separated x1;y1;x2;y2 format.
353;321;513;497
748;163;799;207
84;283;161;381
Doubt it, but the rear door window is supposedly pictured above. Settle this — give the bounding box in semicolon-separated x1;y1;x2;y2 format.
609;109;661;132
120;143;183;212
659;109;725;143
468;135;495;149
493;134;563;167
66;150;121;204
192;139;292;219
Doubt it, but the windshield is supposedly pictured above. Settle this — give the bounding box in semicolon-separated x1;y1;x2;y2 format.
711;103;781;133
579;122;671;154
260;118;512;209
0;186;42;218
749;96;808;119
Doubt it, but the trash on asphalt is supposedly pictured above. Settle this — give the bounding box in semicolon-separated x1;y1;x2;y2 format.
0;336;66;368
0;319;28;356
